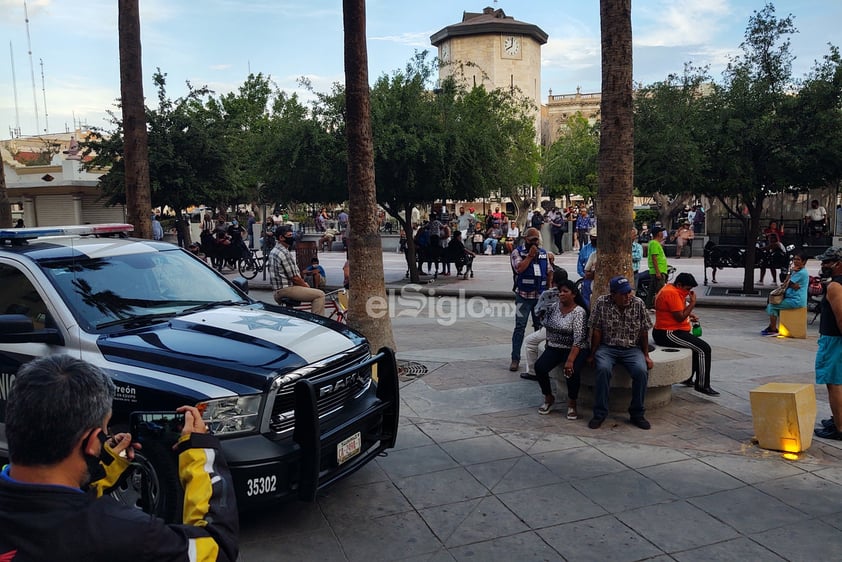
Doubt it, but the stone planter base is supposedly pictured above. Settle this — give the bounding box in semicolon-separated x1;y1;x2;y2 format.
552;347;692;412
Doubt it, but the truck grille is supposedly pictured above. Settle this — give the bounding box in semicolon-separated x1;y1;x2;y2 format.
268;348;371;435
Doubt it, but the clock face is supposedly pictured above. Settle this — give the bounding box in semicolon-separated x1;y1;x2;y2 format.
503;35;521;57
440;42;450;63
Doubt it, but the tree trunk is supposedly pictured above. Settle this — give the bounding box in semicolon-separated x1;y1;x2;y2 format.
742;195;764;293
343;0;396;352
0;158;11;228
118;0;152;238
595;0;634;300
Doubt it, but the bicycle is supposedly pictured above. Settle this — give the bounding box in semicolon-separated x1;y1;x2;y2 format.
278;288;348;323
635;265;676;302
238;249;268;280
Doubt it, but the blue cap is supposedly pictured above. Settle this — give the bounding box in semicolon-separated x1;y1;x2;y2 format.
609;275;633;294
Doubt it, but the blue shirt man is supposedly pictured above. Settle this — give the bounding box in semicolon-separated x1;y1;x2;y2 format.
577;230;597;305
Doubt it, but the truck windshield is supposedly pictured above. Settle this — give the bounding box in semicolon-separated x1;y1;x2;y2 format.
39;248;250;332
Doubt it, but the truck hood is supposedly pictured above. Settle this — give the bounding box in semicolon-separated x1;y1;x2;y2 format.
98;305;362;394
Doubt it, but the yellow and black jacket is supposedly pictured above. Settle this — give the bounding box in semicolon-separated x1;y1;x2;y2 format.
0;433;238;561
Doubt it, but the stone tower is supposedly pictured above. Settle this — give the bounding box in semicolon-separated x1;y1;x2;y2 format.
430;7;548;140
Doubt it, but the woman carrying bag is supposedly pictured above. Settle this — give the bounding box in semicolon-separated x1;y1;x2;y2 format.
762;249;809;335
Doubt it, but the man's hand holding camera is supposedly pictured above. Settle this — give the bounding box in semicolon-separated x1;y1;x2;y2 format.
178;405;209;436
104;432;141;461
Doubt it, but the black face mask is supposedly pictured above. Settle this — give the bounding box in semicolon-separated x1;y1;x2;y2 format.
81;431;107;487
284;236;295;250
821;264;837;279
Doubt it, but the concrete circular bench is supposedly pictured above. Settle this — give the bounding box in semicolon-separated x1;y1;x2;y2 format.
551;347;692;412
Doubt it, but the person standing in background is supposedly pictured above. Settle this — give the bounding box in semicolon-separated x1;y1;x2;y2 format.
813;248;842;441
151;214;164;241
646;227;668;309
509;228;553;372
631;227;643;289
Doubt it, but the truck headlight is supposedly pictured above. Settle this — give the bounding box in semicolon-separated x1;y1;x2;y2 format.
197;395;262;435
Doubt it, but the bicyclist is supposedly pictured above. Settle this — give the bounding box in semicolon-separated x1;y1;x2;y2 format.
269;226;326;315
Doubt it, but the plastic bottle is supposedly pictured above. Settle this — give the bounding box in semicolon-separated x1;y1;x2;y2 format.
691;320;702;337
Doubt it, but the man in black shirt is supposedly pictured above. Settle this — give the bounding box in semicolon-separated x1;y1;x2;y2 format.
0;354;238;561
814;248;842;440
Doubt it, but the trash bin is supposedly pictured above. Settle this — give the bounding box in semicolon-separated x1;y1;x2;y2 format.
295;241;317;273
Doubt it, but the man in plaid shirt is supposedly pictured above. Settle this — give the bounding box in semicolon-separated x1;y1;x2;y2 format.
270;226;325;315
587;275;653;430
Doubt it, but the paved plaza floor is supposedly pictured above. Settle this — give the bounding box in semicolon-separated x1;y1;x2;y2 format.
237;250;842;561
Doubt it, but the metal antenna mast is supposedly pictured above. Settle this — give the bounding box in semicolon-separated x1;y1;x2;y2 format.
24;1;41;133
40;57;48;132
9;41;21;137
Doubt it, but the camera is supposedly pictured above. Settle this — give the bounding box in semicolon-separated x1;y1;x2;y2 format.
130;411;185;444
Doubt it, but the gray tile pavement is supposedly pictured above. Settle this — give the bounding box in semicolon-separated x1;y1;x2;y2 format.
237;253;842;561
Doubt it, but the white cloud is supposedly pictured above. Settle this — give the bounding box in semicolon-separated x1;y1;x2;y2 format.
370;32;435;49
0;0;51;20
541;36;600;72
635;0;733;47
209;0;337;19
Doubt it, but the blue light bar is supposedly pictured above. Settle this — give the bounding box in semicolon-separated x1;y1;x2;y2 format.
0;223;135;240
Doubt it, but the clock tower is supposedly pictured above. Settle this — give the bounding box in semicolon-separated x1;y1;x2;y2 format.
431;7;547;140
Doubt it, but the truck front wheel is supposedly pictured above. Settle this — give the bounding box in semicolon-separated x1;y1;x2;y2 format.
109;440;183;522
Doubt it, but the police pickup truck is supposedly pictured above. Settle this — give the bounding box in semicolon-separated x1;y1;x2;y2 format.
0;224;398;521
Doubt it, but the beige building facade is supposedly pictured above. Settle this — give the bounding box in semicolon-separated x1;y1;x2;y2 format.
1;130;125;226
431;7;547;141
543;87;601;145
431;7;604;147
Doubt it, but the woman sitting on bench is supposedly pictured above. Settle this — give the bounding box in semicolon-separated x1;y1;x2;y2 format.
762;249;809;336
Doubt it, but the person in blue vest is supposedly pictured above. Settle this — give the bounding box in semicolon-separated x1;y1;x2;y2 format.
577;227;597;306
509;227;554;372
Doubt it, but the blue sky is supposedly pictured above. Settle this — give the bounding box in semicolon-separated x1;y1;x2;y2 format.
0;0;838;137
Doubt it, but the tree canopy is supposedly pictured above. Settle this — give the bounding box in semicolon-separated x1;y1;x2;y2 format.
542;113;599;202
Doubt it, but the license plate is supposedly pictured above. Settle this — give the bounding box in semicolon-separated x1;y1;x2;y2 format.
337;431;362;465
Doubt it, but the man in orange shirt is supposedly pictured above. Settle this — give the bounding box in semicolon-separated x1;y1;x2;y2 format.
652;273;718;396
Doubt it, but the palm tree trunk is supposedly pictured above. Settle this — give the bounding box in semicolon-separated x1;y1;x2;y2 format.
118;0;152;238
595;0;634;300
343;0;396;351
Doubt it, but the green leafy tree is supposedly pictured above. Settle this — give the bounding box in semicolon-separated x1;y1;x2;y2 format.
702;3;798;291
542;113;599;202
370;53;537;281
201;73;274;207
256;85;347;206
84;71;234;227
779;46;842;195
370;55;445;282
634;64;711;225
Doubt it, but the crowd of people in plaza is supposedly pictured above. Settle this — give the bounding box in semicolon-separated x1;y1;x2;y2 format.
502;206;841;444
188;200;841;441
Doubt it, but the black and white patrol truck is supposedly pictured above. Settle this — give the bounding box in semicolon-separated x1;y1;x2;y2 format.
0;224;399;521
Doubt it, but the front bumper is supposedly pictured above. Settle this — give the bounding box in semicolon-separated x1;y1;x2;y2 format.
221;348;399;508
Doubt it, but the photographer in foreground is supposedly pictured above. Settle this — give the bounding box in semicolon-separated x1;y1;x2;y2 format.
0;354;238;561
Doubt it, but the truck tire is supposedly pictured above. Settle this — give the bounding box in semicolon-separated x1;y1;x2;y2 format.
109;440;183;523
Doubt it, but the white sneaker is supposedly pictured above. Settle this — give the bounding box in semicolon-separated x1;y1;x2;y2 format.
757;281;764;285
